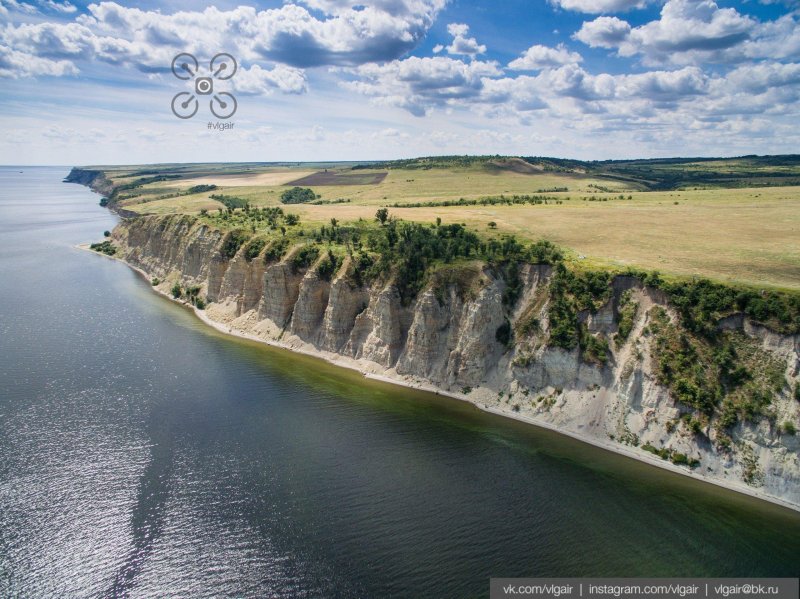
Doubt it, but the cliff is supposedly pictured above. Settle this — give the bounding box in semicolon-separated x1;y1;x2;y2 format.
108;214;800;509
64;168;114;197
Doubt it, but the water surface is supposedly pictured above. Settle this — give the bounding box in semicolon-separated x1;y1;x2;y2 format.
1;167;798;598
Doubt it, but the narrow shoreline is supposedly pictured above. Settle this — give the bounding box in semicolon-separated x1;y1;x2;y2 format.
76;242;800;515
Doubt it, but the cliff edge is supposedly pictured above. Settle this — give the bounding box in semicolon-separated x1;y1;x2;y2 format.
64;167;114;197
101;214;800;509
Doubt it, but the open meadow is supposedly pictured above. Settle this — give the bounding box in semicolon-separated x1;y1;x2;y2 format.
92;156;800;290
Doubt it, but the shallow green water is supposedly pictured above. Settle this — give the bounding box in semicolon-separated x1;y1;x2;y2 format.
1;167;798;598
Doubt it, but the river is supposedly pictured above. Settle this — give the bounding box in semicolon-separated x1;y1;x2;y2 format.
1;166;798;598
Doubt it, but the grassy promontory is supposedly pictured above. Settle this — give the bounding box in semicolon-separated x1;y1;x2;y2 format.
83;192;800;505
76;157;800;504
191;204;800;331
106;205;799;449
69;156;800;291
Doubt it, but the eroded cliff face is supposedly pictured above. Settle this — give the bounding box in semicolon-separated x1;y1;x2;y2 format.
110;215;800;508
64;168;114;197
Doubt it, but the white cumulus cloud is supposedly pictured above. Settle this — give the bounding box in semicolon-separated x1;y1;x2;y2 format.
0;45;79;77
445;23;486;57
0;0;447;86
574;16;632;48
551;0;649;13
343;55;500;115
573;0;800;65
233;64;308;95
508;43;583;70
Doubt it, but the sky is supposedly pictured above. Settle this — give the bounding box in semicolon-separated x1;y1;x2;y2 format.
0;0;799;164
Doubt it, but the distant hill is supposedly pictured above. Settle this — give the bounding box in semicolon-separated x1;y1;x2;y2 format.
355;154;800;191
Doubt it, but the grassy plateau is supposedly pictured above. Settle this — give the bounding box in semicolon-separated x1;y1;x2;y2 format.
83;154;800;291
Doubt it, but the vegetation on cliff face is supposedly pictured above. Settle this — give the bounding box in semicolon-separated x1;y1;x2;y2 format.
615;291;638;346
264;237;290;263
541;264;618;364
243;237;267;262
291;246;320;272
612;267;800;336
316;250;341;282
220;229;251;259
648;308;721;415
647;307;788;442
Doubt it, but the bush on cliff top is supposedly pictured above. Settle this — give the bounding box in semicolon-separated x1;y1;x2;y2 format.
661;278;800;336
220;229;251;259
316;249;341;281
264;237;290;264
243;237;267;262
291;245;320;272
620;267;800;335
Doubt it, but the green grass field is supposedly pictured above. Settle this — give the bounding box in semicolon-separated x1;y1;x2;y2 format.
91;156;800;290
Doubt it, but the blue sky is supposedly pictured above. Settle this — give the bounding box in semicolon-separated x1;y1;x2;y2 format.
1;0;798;164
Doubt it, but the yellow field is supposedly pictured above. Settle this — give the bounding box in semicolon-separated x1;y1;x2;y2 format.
117;166;633;211
289;168;632;205
110;163;800;290
164;170;317;188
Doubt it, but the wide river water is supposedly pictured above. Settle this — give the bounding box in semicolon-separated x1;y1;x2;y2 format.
0;167;798;598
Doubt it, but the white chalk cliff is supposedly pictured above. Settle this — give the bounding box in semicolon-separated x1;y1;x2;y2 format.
110;215;800;509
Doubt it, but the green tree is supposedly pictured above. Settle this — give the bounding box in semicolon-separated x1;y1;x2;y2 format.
220;229;251;259
280;187;316;204
375;207;389;225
